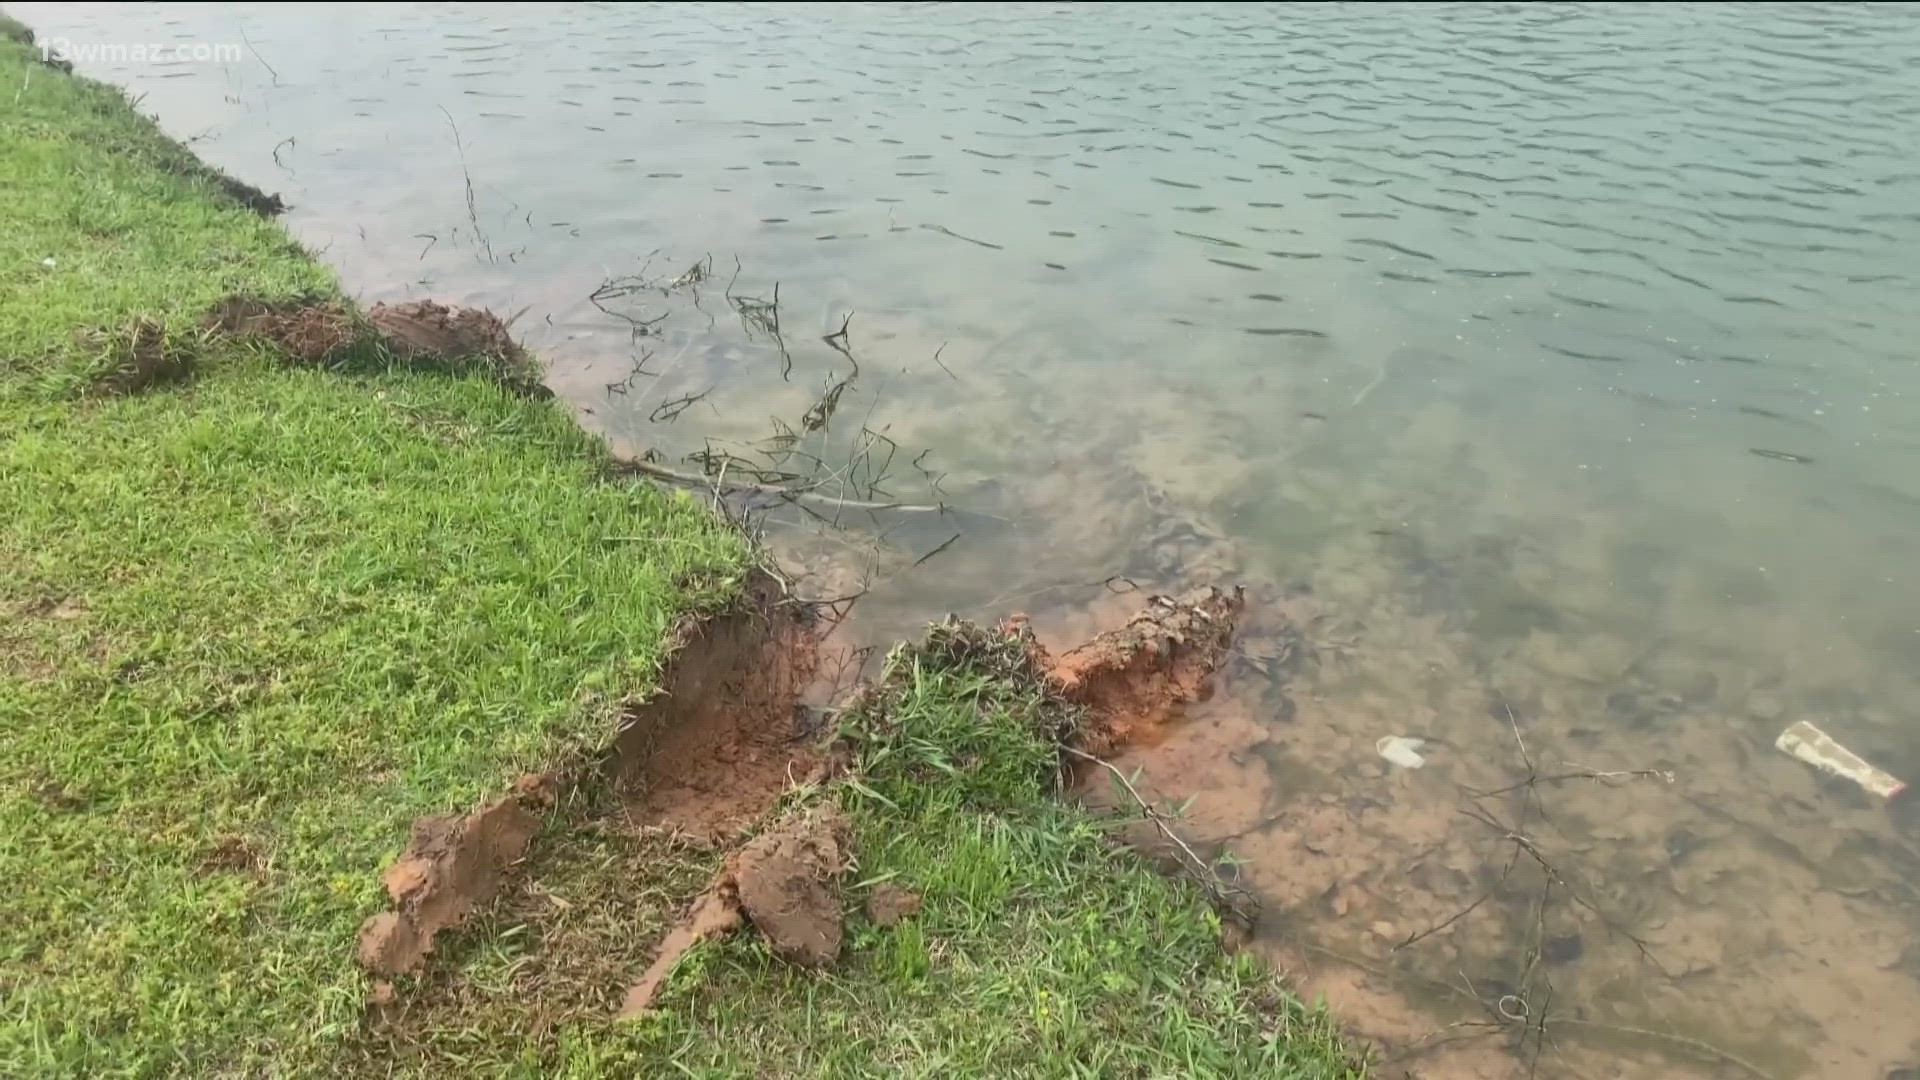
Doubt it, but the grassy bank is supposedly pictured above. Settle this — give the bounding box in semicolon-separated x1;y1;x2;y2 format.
1;16;1359;1078
369;625;1358;1077
0;18;749;1075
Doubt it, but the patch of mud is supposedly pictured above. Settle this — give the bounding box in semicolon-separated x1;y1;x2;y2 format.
614;576;824;845
358;574;823;994
619;805;852;1017
1020;584;1244;752
205;296;546;392
87;317;192;393
865;883;922;927
367;300;523;368
618;883;744;1016
206;297;357;363
1064;564;1920;1080
356;790;545;977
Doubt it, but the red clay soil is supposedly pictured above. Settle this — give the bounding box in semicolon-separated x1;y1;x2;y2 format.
1020;585;1245;753
355;787;546;977
366;300;526;367
614;580;824;846
620;805;852;1017
355;577;819;983
205;298;358;363
864;883;923;928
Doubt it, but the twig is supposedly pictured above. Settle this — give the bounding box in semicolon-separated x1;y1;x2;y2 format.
1553;1020;1774;1080
910;532;961;568
437;106;492;263
613;456;945;514
239;25;279;87
1463;768;1673;800
930;341;958;381
1062;746;1258;923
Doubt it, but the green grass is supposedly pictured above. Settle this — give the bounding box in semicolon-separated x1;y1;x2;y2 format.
0;14;1361;1077
367;627;1363;1078
0;18;749;1076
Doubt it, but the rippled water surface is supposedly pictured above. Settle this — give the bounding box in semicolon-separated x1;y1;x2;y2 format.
21;3;1920;1076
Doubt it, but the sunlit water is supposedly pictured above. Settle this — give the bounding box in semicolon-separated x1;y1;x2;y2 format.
19;3;1920;1076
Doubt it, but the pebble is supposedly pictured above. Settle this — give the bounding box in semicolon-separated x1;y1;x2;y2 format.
1370;920;1398;940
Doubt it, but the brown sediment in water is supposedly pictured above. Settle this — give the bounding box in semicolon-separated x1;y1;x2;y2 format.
1017;583;1245;753
1057;567;1920;1080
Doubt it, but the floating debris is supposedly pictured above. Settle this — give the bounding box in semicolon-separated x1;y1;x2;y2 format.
1375;735;1428;770
1776;721;1906;799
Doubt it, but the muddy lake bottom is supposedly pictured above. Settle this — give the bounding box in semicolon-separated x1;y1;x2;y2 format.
20;2;1920;1076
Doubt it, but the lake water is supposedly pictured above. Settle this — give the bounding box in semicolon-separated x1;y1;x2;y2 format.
19;3;1920;1076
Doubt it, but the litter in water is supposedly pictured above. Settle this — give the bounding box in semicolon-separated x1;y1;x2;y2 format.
1775;720;1907;799
1375;735;1428;770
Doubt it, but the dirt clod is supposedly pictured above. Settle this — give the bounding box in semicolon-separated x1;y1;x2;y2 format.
729;806;853;967
1029;585;1245;751
618;805;853;1017
367;300;517;361
90;318;193;393
618;578;822;845
206;298;357;363
865;883;923;928
356;795;540;977
618;885;745;1017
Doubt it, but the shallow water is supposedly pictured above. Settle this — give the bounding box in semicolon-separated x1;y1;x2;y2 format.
20;2;1920;1075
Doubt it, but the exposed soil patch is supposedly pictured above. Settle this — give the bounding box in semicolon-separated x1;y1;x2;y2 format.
206;297;357;363
619;805;852;1017
618;883;745;1017
87;317;193;393
614;575;823;845
865;883;923;927
356;793;543;977
357;574;822;988
1020;584;1245;753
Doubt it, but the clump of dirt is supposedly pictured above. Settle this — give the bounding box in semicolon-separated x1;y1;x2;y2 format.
205;296;546;392
618;805;852;1017
356;789;546;977
206;298;358;363
87;318;194;394
618;884;745;1017
615;576;825;845
865;883;922;927
1021;585;1245;752
729;805;852;966
367;300;517;363
369;300;546;393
